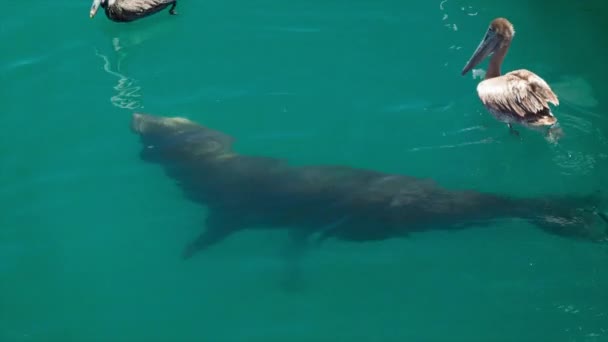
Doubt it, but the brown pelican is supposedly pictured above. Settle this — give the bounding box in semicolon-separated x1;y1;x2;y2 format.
461;18;561;139
90;0;177;22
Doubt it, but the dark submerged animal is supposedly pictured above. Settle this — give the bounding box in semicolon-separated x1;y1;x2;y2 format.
130;113;608;259
90;0;177;22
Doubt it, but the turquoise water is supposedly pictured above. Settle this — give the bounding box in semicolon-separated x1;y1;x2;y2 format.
2;0;607;341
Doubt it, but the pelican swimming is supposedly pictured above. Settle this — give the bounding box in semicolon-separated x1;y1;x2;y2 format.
90;0;177;22
461;18;561;139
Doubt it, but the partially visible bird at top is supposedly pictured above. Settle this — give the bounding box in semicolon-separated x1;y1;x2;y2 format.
461;17;562;141
90;0;178;23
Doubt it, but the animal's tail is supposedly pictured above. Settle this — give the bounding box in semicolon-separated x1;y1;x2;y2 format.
522;190;608;242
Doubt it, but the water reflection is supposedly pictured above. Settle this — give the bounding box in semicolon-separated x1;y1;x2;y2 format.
552;75;599;110
94;37;143;110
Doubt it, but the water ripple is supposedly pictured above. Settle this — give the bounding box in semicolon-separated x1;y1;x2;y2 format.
95;47;143;110
552;150;597;176
559;112;594;135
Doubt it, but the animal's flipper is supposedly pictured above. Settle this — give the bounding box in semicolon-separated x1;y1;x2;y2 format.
279;229;312;292
528;191;608;242
169;1;177;15
181;209;244;260
284;229;312;254
534;209;608;242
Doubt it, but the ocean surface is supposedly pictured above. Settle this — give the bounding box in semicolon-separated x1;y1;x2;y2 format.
1;1;607;341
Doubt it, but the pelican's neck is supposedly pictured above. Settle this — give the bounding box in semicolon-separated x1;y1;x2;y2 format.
485;39;511;79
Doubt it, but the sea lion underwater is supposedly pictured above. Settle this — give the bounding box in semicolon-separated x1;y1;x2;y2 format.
130;112;608;259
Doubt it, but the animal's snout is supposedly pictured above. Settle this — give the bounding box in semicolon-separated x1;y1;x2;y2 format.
131;112;155;134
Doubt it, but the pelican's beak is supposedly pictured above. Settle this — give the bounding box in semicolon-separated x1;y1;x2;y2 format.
90;0;102;18
461;29;501;75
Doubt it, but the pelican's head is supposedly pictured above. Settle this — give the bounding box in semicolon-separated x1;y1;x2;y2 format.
90;0;109;18
461;18;515;75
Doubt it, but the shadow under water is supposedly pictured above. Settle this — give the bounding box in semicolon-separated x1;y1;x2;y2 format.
129;112;608;270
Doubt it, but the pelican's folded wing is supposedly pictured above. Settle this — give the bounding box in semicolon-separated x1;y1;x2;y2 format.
477;69;559;119
119;0;175;12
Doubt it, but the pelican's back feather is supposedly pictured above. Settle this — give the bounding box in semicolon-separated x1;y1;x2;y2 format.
117;0;175;12
477;69;559;124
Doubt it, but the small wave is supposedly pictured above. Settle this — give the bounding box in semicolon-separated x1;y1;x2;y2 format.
554;303;607;340
0;42;84;75
558;111;594;135
461;6;478;16
408;137;495;152
384;99;432;113
1;55;48;74
457;125;485;132
442;125;486;136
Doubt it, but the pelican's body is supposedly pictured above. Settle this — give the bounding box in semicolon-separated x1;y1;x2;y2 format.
462;18;561;138
90;0;177;22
